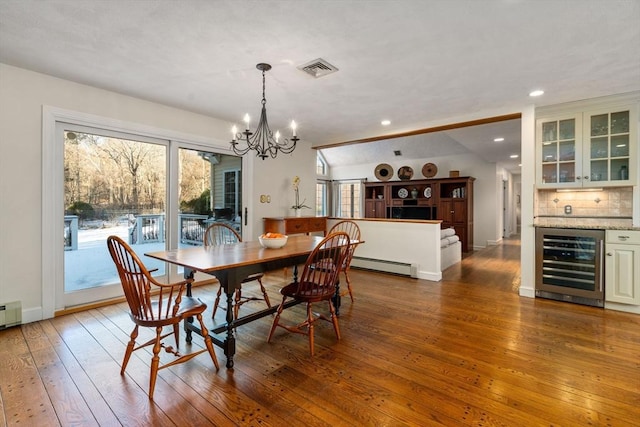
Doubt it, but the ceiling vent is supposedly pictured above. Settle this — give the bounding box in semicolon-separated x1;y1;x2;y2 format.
298;58;339;78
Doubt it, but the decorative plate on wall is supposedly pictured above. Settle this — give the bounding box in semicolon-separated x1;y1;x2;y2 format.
397;188;409;198
424;187;432;198
422;162;438;178
374;163;393;181
397;166;413;180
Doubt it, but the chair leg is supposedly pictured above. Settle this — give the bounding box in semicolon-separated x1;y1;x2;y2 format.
258;278;272;309
267;296;287;342
328;300;341;340
196;313;220;371
148;326;163;400
172;323;180;349
234;278;271;320
307;302;315;357
345;270;354;302
121;325;138;375
212;284;223;318
340;270;354;302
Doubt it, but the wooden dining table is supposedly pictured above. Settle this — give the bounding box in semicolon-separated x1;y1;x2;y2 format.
146;234;351;368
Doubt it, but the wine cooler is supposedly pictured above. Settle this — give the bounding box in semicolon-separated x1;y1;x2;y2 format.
535;227;605;307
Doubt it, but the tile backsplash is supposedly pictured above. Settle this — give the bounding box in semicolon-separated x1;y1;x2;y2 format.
536;187;633;227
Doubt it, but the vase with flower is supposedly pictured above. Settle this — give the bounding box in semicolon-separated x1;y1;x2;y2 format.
291;176;310;217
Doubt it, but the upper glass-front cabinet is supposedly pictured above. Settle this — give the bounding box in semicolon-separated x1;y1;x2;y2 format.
538;114;582;187
537;104;637;188
586;109;631;184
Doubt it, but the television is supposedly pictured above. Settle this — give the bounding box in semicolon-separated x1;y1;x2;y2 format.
389;206;436;220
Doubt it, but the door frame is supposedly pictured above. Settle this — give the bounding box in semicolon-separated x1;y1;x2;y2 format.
42;106;244;317
56;122;171;307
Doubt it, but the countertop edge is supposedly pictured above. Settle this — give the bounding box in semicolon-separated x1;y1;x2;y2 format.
534;224;640;231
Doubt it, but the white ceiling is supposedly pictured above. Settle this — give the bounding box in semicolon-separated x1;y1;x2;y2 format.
1;0;639;173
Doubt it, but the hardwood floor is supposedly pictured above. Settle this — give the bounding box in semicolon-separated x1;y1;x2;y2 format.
1;237;639;426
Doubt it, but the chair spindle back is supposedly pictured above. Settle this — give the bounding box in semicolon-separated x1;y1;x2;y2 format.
107;235;184;322
204;223;241;247
328;220;360;267
296;231;350;297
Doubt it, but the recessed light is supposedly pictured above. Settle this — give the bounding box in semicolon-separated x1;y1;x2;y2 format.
510;154;519;158
381;120;391;126
494;137;504;142
529;89;544;97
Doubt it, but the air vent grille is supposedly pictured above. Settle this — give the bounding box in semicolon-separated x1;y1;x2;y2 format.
298;58;338;78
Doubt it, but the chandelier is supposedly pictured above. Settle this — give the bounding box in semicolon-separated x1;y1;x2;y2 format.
230;63;299;159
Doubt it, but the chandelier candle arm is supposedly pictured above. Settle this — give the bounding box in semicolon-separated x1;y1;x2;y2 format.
230;63;299;160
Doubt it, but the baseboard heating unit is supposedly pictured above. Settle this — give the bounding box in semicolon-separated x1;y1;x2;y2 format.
0;301;22;329
351;256;417;278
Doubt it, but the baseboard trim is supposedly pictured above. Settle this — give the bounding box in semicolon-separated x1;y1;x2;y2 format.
54;278;219;317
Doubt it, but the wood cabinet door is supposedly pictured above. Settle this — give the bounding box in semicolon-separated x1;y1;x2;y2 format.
451;200;467;223
365;200;386;218
440;199;466;224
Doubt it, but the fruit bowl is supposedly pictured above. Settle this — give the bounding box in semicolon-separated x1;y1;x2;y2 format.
258;233;288;249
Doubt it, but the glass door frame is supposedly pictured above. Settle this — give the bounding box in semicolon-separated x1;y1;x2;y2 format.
42;106;243;317
57;122;170;307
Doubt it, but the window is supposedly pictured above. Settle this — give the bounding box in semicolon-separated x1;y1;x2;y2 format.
335;180;362;218
178;149;242;245
316;151;329;215
316;180;328;216
317;151;328;175
223;169;242;219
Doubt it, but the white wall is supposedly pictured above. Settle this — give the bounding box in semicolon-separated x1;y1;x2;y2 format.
519;106;536;298
248;144;318;239
328;218;442;281
0;64;316;322
495;167;520;241
329;152;503;249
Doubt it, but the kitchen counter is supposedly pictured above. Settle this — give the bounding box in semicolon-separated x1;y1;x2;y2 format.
534;223;640;230
534;214;637;230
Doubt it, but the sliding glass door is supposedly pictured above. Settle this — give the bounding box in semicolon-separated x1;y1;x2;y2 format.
177;148;242;248
57;123;242;309
61;125;168;307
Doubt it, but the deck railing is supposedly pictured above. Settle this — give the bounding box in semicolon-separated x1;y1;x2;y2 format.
64;215;78;250
129;214;165;244
179;214;210;245
65;213;237;249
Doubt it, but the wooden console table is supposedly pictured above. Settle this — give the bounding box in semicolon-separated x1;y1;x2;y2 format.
263;216;328;235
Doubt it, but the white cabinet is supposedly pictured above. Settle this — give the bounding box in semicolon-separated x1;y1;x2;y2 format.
537;104;637;188
605;230;640;306
537;113;582;187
